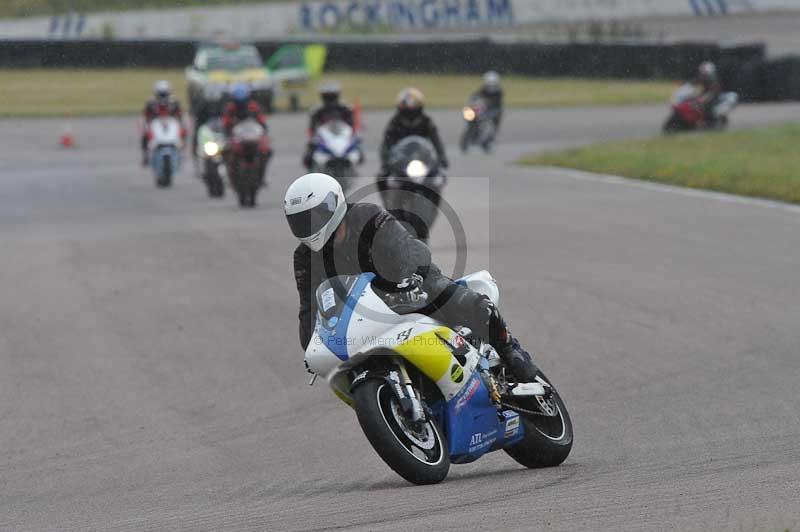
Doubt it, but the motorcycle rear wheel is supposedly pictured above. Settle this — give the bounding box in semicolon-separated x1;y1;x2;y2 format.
156;155;172;188
504;370;573;468
354;379;450;485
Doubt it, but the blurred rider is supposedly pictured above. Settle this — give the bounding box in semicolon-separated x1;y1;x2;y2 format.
221;82;267;136
284;172;539;382
302;82;356;170
471;70;504;130
693;61;722;124
141;80;185;166
379;88;448;177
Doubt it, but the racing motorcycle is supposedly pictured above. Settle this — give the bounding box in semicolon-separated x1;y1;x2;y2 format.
663;83;739;133
378;136;445;244
225;118;272;208
309;120;362;192
305;271;573;485
195;118;226;198
146;113;183;188
459;97;497;153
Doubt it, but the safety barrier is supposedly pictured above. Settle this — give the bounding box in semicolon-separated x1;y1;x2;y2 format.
0;38;761;76
0;38;795;101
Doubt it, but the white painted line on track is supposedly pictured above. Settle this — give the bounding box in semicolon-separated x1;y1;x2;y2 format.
538;166;800;217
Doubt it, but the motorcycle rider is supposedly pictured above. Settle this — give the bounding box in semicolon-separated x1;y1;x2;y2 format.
141;80;185;167
285;172;538;381
692;61;722;124
302;82;357;170
471;70;503;130
221;82;267;136
378;88;448;177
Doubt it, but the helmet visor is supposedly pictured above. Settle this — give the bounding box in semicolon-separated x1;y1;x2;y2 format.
286;191;338;239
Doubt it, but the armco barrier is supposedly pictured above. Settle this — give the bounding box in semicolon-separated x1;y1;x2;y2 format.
0;38;765;81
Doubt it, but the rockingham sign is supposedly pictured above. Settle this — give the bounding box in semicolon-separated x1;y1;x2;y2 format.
298;0;514;31
0;0;797;40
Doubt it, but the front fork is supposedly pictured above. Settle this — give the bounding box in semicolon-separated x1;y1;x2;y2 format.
391;356;426;423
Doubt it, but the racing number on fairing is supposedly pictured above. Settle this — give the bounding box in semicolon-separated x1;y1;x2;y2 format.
396;328;413;343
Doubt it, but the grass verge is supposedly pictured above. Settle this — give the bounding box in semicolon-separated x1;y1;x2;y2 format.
0;69;675;117
522;124;800;205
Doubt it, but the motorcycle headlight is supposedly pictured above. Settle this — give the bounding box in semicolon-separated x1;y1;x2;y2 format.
406;160;428;179
203;141;220;157
463;107;476;121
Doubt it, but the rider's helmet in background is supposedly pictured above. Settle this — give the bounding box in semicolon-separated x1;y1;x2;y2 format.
153;80;172;100
284;173;347;252
396;88;425;122
697;61;718;83
319;81;342;107
482;71;501;93
231;82;251;105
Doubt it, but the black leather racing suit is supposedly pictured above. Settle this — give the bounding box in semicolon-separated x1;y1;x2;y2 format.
471;87;504;129
293;202;509;352
379;110;448;172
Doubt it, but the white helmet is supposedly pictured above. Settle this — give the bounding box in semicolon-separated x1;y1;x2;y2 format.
483;71;500;91
153;80;172;98
284;173;347;252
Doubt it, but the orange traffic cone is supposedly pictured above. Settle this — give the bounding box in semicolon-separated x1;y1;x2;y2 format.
60;114;76;148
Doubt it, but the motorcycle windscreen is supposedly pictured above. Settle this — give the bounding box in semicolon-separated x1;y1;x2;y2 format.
315;274;360;324
286;191;338;239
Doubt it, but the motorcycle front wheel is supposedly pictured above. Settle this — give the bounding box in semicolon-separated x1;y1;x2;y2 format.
662;112;688;134
203;159;224;198
354;379;449;485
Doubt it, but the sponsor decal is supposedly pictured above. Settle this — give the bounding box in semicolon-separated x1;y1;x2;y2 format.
453;333;465;349
396;327;413;343
454;376;480;413
321;287;336;312
450;364;464;383
504;413;520;438
468;429;498;453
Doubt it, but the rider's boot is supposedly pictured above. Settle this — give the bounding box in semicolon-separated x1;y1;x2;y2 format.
484;300;539;382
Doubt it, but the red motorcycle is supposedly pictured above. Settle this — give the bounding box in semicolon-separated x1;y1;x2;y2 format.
226;118;272;208
663;83;738;133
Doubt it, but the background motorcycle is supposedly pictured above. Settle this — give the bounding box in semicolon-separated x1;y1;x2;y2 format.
459;96;497;153
309;120;362;192
146;112;183;188
195;118;226;198
379;135;446;243
225;118;271;208
305;271;573;485
663;83;739;133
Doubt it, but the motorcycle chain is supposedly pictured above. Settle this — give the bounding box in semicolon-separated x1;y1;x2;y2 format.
499;400;557;418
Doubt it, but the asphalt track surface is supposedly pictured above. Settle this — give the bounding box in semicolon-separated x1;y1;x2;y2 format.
2;103;800;532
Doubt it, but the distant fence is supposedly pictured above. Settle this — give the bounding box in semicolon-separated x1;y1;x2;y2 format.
1;38;796;101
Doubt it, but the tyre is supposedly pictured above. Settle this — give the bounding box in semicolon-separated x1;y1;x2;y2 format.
662;113;686;134
459;129;470;153
353;379;449;485
157;154;172;188
504;370;573;469
204;160;224;198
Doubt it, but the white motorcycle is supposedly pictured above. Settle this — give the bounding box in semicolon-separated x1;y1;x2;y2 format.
305;271;573;485
147;115;183;188
310;120;362;192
